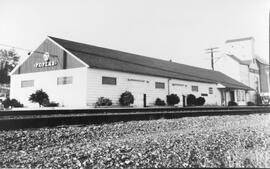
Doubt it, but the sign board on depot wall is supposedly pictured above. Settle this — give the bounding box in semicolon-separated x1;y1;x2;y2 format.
34;52;58;68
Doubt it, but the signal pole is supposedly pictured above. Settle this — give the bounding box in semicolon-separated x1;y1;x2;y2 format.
205;47;219;70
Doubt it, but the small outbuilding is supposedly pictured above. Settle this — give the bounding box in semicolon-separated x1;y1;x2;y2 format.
10;36;252;108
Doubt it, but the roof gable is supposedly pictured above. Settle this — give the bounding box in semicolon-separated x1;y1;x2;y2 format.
11;38;88;75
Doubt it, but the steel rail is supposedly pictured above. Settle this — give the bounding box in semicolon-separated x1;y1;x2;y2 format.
0;106;269;130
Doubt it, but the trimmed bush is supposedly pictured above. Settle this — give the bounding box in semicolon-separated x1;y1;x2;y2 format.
228;101;238;106
95;97;113;107
42;99;59;107
195;97;205;106
166;94;180;106
2;98;23;108
119;91;134;106
155;98;166;106
29;89;49;107
10;99;24;107
187;94;196;106
247;101;256;106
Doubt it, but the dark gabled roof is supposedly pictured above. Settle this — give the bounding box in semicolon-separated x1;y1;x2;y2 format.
226;37;254;43
49;36;252;90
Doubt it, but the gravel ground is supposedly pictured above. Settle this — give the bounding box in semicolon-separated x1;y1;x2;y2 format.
0;113;270;168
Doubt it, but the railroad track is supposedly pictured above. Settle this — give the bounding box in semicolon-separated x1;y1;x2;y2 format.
0;106;269;130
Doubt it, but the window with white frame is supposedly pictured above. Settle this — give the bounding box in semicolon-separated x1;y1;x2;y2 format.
57;76;73;85
102;76;117;85
209;87;213;94
21;80;34;88
191;85;198;92
155;82;165;89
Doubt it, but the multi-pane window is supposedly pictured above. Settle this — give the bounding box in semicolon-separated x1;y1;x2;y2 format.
21;80;34;88
57;76;73;85
209;87;213;94
102;76;117;85
155;82;165;89
191;85;198;92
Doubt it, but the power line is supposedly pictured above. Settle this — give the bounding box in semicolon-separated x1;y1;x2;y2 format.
0;43;58;57
205;47;219;70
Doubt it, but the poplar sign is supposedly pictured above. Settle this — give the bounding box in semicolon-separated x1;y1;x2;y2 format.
34;61;57;68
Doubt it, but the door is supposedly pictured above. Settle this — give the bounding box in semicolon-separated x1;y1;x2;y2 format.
230;91;235;102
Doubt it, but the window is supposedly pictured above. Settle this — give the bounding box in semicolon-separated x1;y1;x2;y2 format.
102;76;116;85
155;82;165;89
209;87;213;94
21;80;34;88
191;85;198;92
57;76;73;85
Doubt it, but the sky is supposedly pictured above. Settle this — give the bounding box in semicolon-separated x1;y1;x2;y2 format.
0;0;270;69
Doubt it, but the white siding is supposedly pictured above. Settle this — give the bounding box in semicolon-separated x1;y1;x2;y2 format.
87;69;168;107
240;64;249;86
10;67;88;108
87;68;222;107
170;79;221;106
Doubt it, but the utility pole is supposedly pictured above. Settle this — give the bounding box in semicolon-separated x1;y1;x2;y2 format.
205;47;219;70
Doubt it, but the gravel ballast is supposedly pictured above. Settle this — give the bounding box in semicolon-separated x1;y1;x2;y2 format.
0;113;270;168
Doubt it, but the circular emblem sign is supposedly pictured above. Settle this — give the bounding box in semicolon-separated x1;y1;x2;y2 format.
43;52;50;62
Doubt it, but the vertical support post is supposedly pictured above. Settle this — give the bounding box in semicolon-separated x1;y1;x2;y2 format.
211;49;214;70
63;51;67;69
143;94;146;107
182;95;186;107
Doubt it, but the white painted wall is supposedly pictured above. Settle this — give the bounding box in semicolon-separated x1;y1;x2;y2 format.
225;40;254;60
10;67;88;108
240;64;249;86
169;79;221;106
86;68;222;107
215;54;240;81
87;68;168;107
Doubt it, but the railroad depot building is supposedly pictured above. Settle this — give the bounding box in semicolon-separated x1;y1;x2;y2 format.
9;36;252;108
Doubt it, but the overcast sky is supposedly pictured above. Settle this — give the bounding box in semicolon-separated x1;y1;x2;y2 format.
0;0;269;69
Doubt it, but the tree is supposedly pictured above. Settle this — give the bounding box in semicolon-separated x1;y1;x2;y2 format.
29;89;49;107
0;49;20;84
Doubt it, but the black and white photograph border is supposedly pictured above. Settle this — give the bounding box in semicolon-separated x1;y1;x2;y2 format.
0;0;270;168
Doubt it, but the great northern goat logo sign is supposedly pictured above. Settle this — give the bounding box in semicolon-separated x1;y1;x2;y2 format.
43;52;50;62
34;52;58;68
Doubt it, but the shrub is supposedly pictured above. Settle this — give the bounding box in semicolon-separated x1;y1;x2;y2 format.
187;94;196;106
228;101;238;106
195;97;205;106
2;98;23;108
155;98;166;106
95;97;113;107
29;89;49;107
166;94;180;106
44;101;59;107
247;101;256;106
10;99;24;107
119;91;134;106
2;98;11;108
